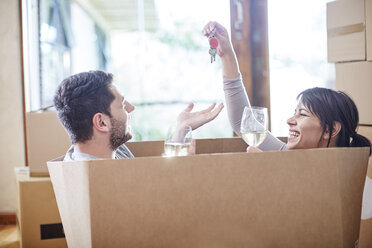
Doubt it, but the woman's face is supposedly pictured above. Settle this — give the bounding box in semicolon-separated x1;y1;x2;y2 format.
286;102;327;149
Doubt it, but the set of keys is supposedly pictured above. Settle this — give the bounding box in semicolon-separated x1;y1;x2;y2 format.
208;35;218;63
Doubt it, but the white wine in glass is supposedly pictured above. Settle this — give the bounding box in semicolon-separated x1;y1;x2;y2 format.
164;142;190;157
240;106;268;147
163;125;192;157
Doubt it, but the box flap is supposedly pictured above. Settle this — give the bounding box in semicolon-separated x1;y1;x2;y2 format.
48;160;92;247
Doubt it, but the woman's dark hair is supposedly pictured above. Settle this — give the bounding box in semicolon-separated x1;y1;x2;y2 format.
298;87;371;152
54;70;115;143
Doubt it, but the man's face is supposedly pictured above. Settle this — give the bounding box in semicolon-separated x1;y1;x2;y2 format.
108;84;135;150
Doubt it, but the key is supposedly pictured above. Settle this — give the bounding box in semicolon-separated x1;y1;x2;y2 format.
208;35;218;63
209;48;216;63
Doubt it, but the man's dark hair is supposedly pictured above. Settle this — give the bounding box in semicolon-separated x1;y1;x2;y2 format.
298;87;371;152
54;70;115;143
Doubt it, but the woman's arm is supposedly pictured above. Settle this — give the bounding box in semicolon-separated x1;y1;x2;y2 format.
203;21;286;151
203;22;249;134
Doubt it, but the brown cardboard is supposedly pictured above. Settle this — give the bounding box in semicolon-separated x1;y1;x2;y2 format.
358;125;372;141
126;137;247;157
335;62;372;125
48;140;370;248
15;168;67;248
26;111;71;176
359;157;372;248
327;0;372;62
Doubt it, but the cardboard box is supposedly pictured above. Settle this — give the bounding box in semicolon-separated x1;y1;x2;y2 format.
48;139;370;248
25;111;71;176
358;125;372;142
335;62;372;125
15;167;67;248
359;156;372;248
327;0;372;62
127;137;247;157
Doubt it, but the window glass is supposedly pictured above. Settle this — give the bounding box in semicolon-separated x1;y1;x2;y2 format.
37;0;107;109
268;0;335;137
110;0;232;140
39;0;71;108
26;0;232;141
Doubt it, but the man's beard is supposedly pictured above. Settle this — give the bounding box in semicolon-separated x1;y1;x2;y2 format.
109;117;132;150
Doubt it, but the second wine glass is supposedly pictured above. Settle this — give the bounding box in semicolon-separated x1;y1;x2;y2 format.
240;106;268;147
163;125;192;157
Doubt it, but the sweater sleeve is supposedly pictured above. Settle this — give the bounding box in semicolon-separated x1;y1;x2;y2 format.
223;75;287;151
223;75;250;135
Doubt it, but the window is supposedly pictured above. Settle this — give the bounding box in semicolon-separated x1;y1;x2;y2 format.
101;0;232;141
23;0;232;141
268;0;335;137
23;0;108;111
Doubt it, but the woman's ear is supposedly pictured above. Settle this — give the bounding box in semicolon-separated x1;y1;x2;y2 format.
331;121;342;138
92;113;110;133
323;121;342;140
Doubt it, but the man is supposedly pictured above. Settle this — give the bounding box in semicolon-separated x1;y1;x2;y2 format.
54;70;224;160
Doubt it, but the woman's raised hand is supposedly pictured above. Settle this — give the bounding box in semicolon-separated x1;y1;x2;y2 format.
202;21;233;57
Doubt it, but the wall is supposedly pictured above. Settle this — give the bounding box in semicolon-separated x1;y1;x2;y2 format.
0;0;25;212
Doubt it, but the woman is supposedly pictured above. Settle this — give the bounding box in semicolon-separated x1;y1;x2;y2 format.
202;21;371;152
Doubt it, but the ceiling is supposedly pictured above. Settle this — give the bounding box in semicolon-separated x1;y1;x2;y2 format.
87;0;159;31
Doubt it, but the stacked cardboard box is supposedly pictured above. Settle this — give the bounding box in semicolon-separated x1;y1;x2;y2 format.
327;0;372;126
25;112;71;177
15;112;70;247
15;167;67;248
327;1;372;246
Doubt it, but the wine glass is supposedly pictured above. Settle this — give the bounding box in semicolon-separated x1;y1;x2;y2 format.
240;106;268;147
163;125;192;157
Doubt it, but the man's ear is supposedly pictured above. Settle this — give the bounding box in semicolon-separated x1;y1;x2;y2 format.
92;113;110;133
323;121;342;140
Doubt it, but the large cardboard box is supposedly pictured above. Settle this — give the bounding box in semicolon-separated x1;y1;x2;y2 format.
335;62;372;125
359;157;372;248
25;111;71;176
15;168;67;248
327;0;372;62
48;140;370;248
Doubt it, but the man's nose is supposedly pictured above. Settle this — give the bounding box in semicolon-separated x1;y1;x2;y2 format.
125;101;135;113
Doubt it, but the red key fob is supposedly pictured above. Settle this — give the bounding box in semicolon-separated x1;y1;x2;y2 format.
209;36;218;48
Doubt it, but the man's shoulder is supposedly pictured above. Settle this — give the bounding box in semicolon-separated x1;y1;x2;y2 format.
116;144;134;158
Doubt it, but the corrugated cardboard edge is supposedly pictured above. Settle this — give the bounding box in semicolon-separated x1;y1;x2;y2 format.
48;158;93;248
